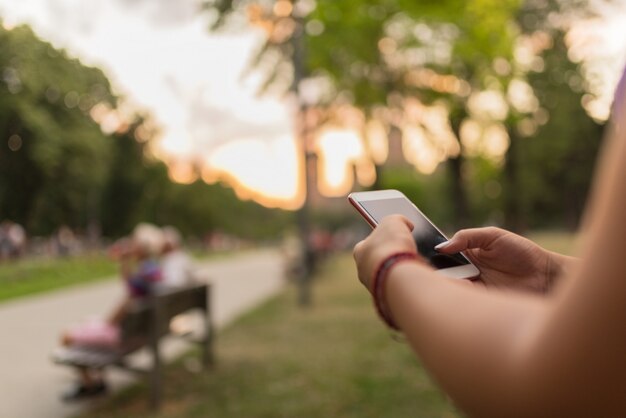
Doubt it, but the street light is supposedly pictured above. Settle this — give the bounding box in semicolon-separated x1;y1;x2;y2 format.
247;0;315;306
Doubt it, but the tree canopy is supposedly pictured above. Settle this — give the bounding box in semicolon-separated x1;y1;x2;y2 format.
203;0;604;231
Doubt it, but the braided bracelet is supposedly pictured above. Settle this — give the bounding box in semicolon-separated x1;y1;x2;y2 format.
371;252;419;330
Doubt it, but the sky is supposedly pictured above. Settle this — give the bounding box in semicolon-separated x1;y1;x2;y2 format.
567;0;626;120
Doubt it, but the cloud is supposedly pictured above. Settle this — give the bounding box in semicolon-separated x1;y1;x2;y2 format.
114;0;200;27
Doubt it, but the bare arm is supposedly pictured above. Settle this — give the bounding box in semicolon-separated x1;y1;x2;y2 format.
354;115;626;416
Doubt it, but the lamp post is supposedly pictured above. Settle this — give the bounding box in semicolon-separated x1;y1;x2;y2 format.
243;0;316;306
291;10;315;307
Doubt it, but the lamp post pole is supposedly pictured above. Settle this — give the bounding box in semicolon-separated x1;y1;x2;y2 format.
291;10;314;307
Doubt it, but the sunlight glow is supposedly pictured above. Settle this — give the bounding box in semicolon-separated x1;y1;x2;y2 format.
206;135;303;209
507;79;539;114
402;125;440;174
461;120;509;163
168;161;199;184
468;90;509;121
567;12;626;121
365;119;389;164
315;129;368;197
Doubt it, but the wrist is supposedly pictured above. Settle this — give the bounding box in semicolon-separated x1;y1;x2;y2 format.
546;252;578;289
372;252;419;330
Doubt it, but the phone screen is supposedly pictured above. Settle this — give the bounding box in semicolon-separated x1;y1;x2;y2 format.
358;198;470;269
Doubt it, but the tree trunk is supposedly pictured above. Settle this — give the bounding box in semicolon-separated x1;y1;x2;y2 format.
448;111;470;230
503;128;525;233
446;155;469;229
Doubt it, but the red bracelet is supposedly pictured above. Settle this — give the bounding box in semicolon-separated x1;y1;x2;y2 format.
371;252;419;330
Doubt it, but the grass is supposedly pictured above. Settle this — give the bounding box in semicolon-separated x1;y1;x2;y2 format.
78;255;461;418
0;253;117;304
526;230;579;255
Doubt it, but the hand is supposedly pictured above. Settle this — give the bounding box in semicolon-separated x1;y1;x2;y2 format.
109;238;134;260
353;215;425;292
436;227;556;293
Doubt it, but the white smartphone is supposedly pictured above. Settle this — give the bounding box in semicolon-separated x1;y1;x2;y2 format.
348;189;480;280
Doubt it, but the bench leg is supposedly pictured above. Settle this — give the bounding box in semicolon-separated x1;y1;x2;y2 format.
203;317;215;369
203;287;215;369
149;304;163;411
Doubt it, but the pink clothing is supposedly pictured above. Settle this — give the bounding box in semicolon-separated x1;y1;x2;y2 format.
67;318;120;349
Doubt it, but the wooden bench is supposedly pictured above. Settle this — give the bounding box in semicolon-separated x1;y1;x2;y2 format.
53;283;214;410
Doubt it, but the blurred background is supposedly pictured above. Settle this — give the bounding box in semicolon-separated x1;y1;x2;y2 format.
1;0;625;252
0;0;625;417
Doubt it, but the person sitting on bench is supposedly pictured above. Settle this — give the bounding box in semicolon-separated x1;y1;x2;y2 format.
59;223;164;401
160;226;195;289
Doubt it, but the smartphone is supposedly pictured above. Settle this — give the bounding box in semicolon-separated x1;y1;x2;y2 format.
348;189;479;280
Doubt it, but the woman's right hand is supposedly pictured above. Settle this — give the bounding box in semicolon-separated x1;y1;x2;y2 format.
353;215;424;293
436;227;564;293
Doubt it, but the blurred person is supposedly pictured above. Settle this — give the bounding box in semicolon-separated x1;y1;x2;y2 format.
0;220;26;260
55;225;76;257
8;221;26;258
310;228;334;258
58;223;164;401
0;220;14;260
281;230;304;280
353;67;626;416
159;226;195;288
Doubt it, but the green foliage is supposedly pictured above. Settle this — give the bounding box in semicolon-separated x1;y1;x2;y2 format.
0;25;115;234
145;180;293;240
520;32;603;229
204;0;604;232
377;165;456;229
465;156;504;225
99;124;169;237
100;129;292;240
307;0;521;109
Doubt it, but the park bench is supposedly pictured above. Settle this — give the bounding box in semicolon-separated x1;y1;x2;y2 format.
52;282;214;410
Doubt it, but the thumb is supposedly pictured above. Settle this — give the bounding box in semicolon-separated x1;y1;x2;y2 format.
435;227;503;254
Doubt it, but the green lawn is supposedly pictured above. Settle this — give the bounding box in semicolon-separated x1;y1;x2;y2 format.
78;254;461;418
526;230;579;255
0;253;117;304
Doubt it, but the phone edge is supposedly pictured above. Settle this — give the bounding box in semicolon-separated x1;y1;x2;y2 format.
347;194;377;229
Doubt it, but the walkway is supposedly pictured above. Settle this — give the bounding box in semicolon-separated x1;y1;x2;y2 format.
0;248;286;418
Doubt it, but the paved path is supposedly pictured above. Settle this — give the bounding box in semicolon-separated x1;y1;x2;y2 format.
0;248;286;418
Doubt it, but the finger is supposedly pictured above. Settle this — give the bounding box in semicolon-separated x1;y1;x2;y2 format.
382;214;415;231
353;240;365;261
435;227;505;253
447;277;485;289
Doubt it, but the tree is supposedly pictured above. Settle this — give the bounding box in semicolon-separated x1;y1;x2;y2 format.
0;24;116;234
520;32;603;229
503;0;603;230
203;0;522;229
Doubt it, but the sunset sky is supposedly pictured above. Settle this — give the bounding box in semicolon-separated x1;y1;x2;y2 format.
1;0;625;209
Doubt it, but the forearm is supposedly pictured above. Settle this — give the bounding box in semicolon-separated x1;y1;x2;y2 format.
385;262;547;417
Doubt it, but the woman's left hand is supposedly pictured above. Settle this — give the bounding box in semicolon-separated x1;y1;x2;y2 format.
353;215;423;292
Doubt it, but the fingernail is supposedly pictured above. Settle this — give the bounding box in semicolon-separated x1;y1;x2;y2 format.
434;241;449;250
